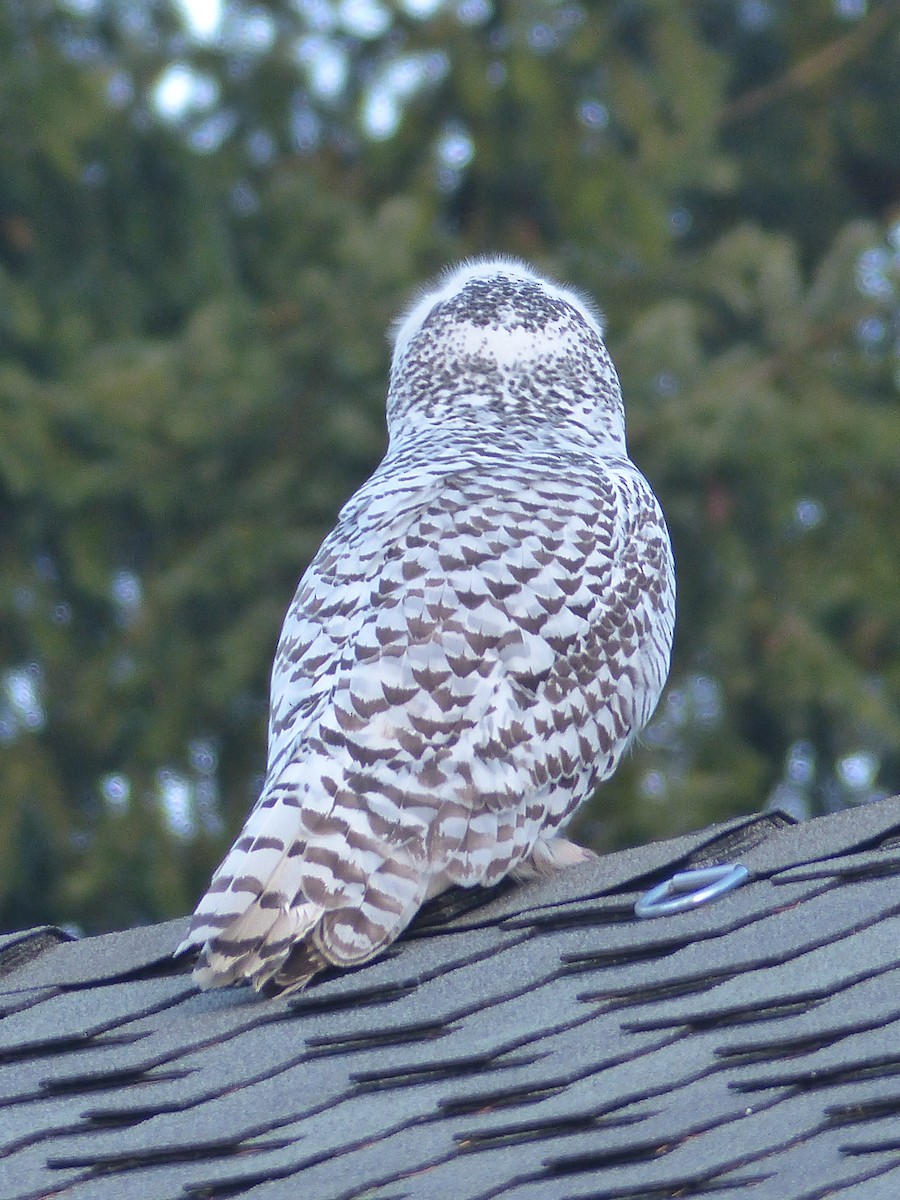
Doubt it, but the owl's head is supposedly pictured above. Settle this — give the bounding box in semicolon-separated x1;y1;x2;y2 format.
387;257;626;450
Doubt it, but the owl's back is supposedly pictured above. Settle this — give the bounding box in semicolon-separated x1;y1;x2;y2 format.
177;260;675;994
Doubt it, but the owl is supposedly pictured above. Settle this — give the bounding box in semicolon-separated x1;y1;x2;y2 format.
177;258;675;995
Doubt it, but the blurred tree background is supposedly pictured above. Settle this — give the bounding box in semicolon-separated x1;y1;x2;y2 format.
1;0;899;934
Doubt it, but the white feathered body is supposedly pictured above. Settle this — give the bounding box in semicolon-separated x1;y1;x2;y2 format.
178;259;675;993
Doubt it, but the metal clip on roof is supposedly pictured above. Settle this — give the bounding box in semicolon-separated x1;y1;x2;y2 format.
635;863;750;919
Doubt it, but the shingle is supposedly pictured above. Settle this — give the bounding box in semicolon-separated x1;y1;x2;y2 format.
0;918;189;993
772;844;900;884
0;976;196;1103
735;802;900;877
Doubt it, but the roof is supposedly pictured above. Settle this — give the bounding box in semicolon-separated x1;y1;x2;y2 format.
4;796;900;1200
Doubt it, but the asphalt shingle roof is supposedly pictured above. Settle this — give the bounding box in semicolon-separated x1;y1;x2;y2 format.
4;797;900;1200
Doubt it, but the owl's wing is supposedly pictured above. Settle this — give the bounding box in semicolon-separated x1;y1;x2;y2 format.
178;459;673;993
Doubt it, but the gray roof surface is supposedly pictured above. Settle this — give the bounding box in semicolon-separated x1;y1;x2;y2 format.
4;797;900;1200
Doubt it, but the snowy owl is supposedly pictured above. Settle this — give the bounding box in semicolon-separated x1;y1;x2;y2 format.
177;258;675;994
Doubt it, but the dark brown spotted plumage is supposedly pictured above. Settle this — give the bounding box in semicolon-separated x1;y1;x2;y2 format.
177;258;676;995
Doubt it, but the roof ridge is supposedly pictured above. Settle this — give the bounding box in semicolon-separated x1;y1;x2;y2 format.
0;925;75;981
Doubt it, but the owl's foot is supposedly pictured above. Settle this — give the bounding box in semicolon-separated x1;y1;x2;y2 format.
513;836;598;880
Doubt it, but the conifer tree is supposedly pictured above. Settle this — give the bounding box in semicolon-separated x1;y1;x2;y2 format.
1;0;898;931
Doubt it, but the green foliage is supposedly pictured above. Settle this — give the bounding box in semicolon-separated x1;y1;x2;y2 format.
1;0;898;932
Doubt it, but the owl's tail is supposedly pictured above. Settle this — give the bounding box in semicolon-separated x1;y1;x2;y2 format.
174;786;432;995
